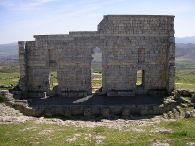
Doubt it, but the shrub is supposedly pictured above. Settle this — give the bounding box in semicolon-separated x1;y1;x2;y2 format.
0;95;5;103
93;126;105;133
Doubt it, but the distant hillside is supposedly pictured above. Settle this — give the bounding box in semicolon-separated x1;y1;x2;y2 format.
176;43;195;60
176;36;195;44
0;43;18;65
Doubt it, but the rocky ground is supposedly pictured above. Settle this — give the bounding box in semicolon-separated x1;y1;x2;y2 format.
1;103;195;146
0;103;164;129
0;103;165;145
0;103;35;124
1;89;195;146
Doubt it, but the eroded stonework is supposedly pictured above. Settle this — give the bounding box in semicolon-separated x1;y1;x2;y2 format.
18;15;175;98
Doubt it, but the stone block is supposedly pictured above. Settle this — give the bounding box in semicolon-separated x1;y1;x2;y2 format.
102;108;110;118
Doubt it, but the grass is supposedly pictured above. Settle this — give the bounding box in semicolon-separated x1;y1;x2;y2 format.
0;118;195;146
92;79;102;88
159;118;195;145
0;72;19;89
50;71;58;90
0;65;19;73
175;70;195;90
175;59;195;70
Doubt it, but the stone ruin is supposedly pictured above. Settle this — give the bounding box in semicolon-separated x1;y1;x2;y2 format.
18;15;175;98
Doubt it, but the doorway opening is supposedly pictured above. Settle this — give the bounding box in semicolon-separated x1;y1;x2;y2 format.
48;49;59;92
136;70;144;87
91;47;102;93
49;69;58;91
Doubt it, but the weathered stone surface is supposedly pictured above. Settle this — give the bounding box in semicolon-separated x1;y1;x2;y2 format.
177;90;194;97
0;90;14;101
18;15;175;98
84;107;92;117
185;111;191;118
101;108;110;118
185;110;195;118
122;107;130;117
152;142;170;146
187;142;195;146
191;94;195;103
3;94;179;117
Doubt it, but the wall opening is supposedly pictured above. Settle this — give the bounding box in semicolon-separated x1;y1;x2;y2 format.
49;69;58;91
138;48;145;63
48;49;59;92
91;47;102;93
136;70;144;86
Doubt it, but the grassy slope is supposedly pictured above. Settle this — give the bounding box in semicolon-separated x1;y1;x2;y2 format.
175;60;195;90
0;72;19;89
175;70;195;90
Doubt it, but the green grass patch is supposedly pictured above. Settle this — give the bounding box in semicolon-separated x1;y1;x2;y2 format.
93;126;105;133
175;71;195;84
175;70;195;90
160;118;195;139
92;79;102;87
0;65;19;73
176;59;195;70
0;72;19;89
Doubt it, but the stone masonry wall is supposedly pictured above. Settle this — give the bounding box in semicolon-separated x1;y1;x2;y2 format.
19;15;175;98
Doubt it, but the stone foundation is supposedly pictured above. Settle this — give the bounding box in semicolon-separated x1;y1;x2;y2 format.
5;99;177;118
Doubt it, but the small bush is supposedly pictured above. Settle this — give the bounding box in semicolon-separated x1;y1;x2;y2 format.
0;95;5;103
172;130;188;137
93;126;105;133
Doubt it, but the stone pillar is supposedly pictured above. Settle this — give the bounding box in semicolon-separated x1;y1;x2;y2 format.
18;41;27;92
26;39;50;95
167;37;175;93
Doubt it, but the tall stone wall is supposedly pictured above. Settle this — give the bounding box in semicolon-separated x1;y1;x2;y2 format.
18;15;175;98
98;15;175;96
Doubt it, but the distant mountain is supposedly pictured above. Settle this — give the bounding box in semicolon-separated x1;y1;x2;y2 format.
0;42;18;55
0;42;18;64
176;36;195;44
176;43;195;60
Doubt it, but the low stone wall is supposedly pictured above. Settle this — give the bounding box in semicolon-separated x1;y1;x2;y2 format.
5;99;177;118
1;89;185;119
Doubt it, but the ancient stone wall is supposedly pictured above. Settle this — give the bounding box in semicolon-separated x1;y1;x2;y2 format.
19;15;175;98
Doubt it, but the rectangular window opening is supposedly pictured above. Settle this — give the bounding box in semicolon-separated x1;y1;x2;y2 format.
136;70;144;86
91;47;102;93
138;48;145;63
49;69;59;91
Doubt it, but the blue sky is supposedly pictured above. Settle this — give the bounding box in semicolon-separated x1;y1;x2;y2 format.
0;0;195;44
